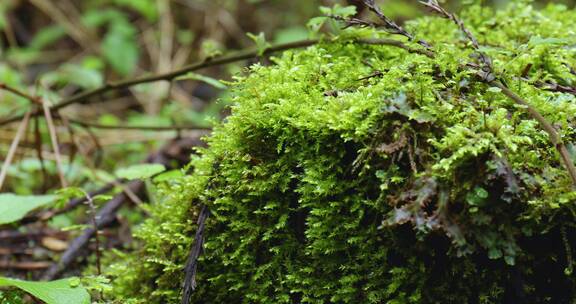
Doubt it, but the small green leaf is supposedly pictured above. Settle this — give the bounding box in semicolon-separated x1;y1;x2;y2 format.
102;22;139;76
60;64;103;89
528;36;570;47
505;256;516;266
307;17;327;33
176;73;227;89
487;87;502;93
332;5;356;17
0;277;90;304
0;194;57;225
273;27;309;44
320;4;356;18
475;187;489;199
247;32;271;56
153;169;184;182
488;248;503;259
116;164;166;180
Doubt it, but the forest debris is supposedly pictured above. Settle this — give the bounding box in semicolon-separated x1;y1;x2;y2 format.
41;136;205;280
376;132;407;154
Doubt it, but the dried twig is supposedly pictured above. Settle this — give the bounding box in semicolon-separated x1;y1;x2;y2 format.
81;190;102;276
0;83;40;102
40;98;68;187
0;111;31;191
0;83;67;187
67;119;209;132
533;81;576;96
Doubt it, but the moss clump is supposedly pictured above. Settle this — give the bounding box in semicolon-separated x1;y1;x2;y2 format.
105;2;576;303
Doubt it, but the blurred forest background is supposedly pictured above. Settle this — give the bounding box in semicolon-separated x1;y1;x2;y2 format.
0;0;575;289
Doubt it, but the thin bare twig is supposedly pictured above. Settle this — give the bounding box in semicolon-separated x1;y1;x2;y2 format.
41;98;68;188
490;80;576;185
0;111;32;191
67;119;209;131
0;83;41;103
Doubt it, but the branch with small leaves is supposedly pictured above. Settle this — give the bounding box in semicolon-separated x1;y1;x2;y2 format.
419;0;493;79
351;0;576;187
361;0;431;48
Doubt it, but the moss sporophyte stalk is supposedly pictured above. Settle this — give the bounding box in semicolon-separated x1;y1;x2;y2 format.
104;2;576;303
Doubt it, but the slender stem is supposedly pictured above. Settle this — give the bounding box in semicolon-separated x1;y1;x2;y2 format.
491;81;576;186
0;83;40;102
41;99;68;188
0;111;32;191
67;119;209;131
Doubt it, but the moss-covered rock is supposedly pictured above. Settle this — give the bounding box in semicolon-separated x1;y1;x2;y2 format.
105;2;576;303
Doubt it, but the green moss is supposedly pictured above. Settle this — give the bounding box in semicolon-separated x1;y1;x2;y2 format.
105;2;576;303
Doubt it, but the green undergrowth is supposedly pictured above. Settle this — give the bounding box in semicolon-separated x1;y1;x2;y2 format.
104;2;576;303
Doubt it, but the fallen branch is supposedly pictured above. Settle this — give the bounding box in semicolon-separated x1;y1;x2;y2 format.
0;111;31;191
0;230;68;241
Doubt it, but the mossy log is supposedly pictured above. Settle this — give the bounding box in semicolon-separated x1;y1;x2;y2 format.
105;3;576;303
